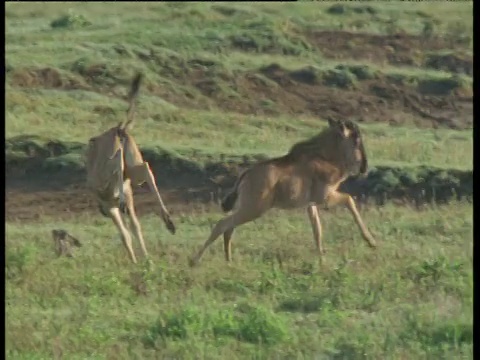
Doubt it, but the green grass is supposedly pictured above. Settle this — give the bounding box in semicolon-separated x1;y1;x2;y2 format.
5;94;473;171
6;202;473;359
5;2;473;74
5;2;473;41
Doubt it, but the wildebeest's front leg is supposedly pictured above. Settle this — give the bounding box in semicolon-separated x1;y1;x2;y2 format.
307;205;325;256
109;146;127;213
126;162;176;234
325;191;377;248
223;228;235;262
109;207;138;263
123;179;149;258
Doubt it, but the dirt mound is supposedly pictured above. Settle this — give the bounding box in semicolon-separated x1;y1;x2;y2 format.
127;51;470;129
424;52;473;76
149;59;471;129
256;64;470;129
306;30;472;75
8;53;473;130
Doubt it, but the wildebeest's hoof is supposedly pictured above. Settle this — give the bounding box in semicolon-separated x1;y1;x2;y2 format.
165;217;176;235
188;257;199;268
119;201;127;214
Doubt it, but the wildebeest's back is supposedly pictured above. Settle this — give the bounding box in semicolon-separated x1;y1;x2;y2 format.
122;133;145;182
85;127;123;192
271;155;347;208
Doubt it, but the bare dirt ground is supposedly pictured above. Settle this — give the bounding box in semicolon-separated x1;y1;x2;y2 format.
6;31;473;222
6;161;472;222
11;59;472;130
6;170;223;222
6;162;233;221
5;186;200;222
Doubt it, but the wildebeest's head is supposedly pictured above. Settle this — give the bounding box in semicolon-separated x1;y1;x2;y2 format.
328;118;368;176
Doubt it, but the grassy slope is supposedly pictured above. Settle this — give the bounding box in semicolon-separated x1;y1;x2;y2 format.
6;2;473;359
5;92;473;170
5;2;473;170
5;2;473;171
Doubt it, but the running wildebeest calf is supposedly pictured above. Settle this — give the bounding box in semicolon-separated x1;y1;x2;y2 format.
85;72;176;264
189;118;377;267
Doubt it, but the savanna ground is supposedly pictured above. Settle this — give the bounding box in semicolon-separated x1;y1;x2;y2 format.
5;2;473;359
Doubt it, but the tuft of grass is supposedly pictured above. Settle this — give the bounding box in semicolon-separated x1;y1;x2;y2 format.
322;67;358;88
145;304;288;346
337;64;378;80
6;243;38;282
50;11;92;29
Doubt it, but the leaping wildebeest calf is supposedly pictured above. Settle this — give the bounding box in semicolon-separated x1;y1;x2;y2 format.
189;118;377;267
85;72;176;264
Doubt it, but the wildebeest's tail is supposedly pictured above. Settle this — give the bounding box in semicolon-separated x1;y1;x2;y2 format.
221;191;238;213
221;169;249;212
119;72;144;131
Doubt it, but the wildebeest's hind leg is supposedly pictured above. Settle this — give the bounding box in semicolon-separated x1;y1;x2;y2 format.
123;179;149;258
189;209;263;267
223;228;235;262
109;207;138;263
325;191;377;248
110;146;127;213
307;205;325;256
126;162;176;234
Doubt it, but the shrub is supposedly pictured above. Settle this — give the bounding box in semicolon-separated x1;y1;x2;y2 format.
422;20;435;39
322;68;357;89
145;305;289;346
50;12;91;29
417;75;469;96
335;64;377;81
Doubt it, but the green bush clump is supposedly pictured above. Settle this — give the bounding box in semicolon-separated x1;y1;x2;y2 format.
417;75;470;96
145;305;289;346
341;65;378;80
322;68;357;89
50;12;92;29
